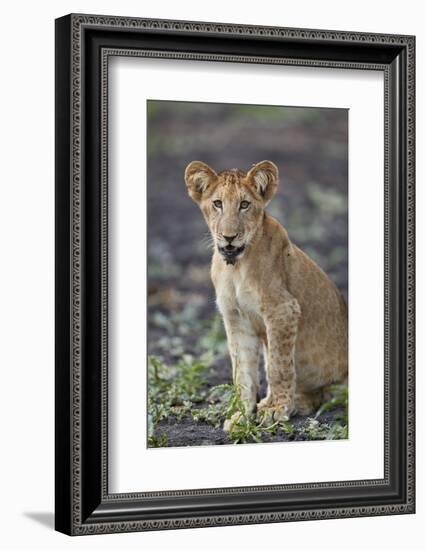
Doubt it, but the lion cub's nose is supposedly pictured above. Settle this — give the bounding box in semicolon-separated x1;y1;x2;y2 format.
223;235;237;244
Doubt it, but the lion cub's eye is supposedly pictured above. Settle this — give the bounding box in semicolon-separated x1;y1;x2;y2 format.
213;200;223;209
240;201;250;210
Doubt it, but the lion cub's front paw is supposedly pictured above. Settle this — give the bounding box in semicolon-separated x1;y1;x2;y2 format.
257;397;294;425
223;412;244;432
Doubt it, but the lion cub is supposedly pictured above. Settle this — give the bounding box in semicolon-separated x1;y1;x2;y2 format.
185;160;348;430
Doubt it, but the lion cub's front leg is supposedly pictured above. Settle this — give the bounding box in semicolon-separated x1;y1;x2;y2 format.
221;313;260;432
257;296;301;423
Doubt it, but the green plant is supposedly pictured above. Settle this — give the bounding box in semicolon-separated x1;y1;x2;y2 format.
301;418;330;439
301;417;348;440
294;384;349;441
316;384;349;426
196;384;295;444
147;353;212;447
228;413;280;444
148;433;169;447
191;402;228;427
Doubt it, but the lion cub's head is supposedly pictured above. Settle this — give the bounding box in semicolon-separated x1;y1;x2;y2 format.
185;160;279;265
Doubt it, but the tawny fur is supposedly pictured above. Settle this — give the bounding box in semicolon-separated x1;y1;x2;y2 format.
184;160;348;430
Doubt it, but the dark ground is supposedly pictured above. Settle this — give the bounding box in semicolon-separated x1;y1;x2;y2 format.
154;360;344;447
147;101;348;447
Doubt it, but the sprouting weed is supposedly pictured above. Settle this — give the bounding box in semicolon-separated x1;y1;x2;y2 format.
147;354;211;447
315;384;348;422
148;433;169;448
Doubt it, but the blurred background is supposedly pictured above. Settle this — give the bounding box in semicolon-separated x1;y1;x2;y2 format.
147;100;348;446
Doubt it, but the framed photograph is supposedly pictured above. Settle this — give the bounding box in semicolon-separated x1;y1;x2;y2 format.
55;14;415;535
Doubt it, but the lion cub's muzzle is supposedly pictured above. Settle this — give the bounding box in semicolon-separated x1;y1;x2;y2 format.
218;244;245;264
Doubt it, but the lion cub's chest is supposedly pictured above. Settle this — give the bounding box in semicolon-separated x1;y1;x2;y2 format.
214;269;262;322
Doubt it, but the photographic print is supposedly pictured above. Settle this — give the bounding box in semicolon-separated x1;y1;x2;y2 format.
147;100;348;448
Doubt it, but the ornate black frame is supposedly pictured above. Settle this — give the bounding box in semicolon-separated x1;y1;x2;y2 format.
55;13;415;535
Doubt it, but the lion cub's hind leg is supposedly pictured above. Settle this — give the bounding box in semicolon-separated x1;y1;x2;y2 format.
294;390;323;416
295;371;348;416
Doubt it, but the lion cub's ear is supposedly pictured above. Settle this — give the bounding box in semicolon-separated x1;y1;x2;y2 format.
185;161;218;203
246;161;279;204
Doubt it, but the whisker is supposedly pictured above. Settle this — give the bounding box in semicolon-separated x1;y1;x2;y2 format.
201;232;215;250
